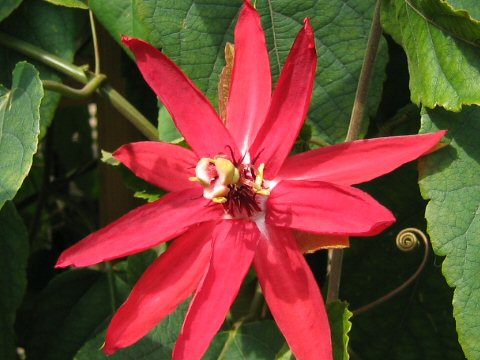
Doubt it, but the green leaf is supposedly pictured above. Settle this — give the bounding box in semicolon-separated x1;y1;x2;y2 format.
447;0;480;20
88;0;149;50
228;269;258;322
0;0;87;137
204;321;285;359
158;103;182;142
43;0;88;9
0;202;29;360
0;62;42;210
419;106;480;359
76;300;190;359
90;0;387;144
77;302;284;359
24;269;129;360
275;347;294;360
402;0;480;42
101;150;121;166
126;249;158;287
0;0;22;22
327;301;352;360
381;0;480;111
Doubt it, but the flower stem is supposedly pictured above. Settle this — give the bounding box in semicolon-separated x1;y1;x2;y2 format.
0;31;159;141
327;0;383;304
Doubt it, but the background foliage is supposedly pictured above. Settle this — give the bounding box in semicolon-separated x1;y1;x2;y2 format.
0;0;477;359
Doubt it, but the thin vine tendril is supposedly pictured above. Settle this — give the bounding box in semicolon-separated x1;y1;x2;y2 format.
352;228;430;316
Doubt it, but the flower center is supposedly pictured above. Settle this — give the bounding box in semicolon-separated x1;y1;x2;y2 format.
189;155;270;217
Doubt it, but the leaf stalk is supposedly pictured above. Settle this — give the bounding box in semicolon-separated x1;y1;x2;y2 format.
0;31;159;141
42;74;106;99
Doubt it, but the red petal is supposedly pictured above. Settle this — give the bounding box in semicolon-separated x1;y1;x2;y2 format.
103;222;215;354
55;188;223;267
254;226;332;360
226;1;271;153
249;19;317;177
267;180;395;236
113;141;197;192
122;36;239;158
172;220;259;359
275;131;447;185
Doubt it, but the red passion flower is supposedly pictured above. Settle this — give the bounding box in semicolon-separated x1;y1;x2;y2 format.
56;2;445;359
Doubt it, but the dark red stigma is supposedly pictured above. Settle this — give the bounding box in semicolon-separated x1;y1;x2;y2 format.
223;184;261;217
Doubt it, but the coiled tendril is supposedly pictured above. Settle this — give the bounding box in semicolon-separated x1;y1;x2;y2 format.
396;227;425;252
352;227;429;316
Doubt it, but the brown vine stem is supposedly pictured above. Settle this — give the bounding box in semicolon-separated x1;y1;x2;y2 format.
352;228;430;316
326;0;383;304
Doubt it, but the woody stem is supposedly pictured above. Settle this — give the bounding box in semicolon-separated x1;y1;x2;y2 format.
326;0;383;304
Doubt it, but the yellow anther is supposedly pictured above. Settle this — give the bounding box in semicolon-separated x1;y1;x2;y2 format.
212;196;228;204
189;176;200;183
256;189;270;196
255;163;265;187
215;158;240;185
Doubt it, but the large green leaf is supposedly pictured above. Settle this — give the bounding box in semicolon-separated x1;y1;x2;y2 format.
24;269;129;360
126;249;158;287
88;0;149;49
157;104;181;142
0;62;42;210
75;300;190;359
44;0;88;9
204;321;285;359
90;0;387;144
401;0;480;42
327;301;352;360
0;0;87;137
77;300;284;359
0;202;29;360
447;0;480;20
0;0;22;22
419;106;480;359
381;0;480;111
